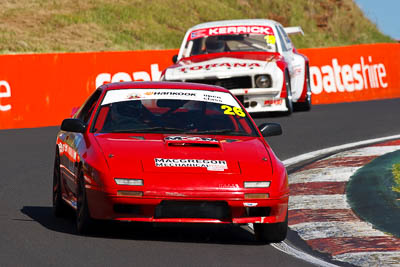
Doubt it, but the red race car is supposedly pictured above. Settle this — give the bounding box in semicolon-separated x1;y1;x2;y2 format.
53;81;289;242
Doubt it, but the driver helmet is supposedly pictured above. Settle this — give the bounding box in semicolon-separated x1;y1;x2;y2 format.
205;36;225;53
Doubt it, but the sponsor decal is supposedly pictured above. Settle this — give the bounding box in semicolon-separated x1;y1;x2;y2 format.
165;136;219;142
179;62;262;73
101;89;240;107
0;80;12;112
154;158;228;171
58;142;77;161
188;25;274;41
310;56;388;95
153;91;197;97
218;184;240;189
264;99;283;106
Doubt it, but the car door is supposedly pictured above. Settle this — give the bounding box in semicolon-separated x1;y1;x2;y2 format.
63;90;102;204
276;25;305;101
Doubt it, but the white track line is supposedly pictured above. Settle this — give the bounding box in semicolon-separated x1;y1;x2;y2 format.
268;134;400;267
282;134;400;167
289;194;350;210
289;167;359;184
327;145;400;158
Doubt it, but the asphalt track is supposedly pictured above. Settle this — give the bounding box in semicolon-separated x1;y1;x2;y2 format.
0;98;399;267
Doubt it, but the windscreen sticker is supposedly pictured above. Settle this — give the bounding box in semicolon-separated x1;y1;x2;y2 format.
101;89;239;107
165;136;219;142
220;105;246;117
154;158;227;171
188;25;274;41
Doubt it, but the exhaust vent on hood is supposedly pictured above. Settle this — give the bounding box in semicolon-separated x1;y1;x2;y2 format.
167;142;220;148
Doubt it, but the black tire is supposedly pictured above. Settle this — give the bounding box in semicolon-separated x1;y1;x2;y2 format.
294;65;312;111
76;171;94;235
254;212;288;243
284;71;293;116
53;149;69;217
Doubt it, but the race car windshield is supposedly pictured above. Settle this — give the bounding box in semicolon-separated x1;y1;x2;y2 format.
92;89;259;136
188;34;277;56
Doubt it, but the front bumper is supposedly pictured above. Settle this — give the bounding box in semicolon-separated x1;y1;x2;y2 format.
86;187;289;224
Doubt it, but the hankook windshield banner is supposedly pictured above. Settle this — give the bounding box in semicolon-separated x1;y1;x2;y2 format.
0;43;399;129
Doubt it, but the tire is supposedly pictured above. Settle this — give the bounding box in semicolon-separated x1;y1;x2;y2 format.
53;149;69;217
254;211;288;243
294;66;312;111
283;71;293;116
76;171;94;235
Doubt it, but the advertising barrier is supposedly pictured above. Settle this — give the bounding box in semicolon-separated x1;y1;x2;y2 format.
299;43;400;104
0;43;399;129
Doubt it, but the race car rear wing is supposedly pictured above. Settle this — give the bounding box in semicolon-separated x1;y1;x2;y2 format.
284;26;304;35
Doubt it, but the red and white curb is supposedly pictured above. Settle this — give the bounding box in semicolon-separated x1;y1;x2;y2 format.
280;136;400;266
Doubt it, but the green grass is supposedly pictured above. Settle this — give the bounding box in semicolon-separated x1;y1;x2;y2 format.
392;163;400;193
0;0;394;54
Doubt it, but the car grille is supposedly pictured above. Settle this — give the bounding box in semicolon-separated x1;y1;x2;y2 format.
186;76;252;89
154;200;231;220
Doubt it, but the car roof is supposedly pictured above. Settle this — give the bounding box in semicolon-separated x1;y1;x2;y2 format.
99;81;230;93
188;19;278;31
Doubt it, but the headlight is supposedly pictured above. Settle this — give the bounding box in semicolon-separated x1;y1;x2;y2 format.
114;178;143;186
244;181;271;188
255;75;272;88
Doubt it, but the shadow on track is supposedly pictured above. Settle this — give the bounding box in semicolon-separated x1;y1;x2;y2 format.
21;206;262;246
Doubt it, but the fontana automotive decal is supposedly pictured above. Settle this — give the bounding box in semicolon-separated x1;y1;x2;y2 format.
179;62;262;73
188;25;274;40
154;158;227;171
0;80;11;112
165;136;219;142
310;56;388;95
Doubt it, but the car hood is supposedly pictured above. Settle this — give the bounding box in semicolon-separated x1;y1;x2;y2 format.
94;133;273;189
164;52;281;81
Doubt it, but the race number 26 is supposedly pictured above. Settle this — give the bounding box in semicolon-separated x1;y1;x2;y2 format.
0;80;11;111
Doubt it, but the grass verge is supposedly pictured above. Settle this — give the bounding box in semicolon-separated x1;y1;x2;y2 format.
392;163;400;193
0;0;394;54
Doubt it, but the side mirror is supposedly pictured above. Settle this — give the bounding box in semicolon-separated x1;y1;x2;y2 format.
258;123;282;137
61;118;86;133
172;55;178;64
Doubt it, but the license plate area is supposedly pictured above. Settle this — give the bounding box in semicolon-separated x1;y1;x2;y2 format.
154;200;231;220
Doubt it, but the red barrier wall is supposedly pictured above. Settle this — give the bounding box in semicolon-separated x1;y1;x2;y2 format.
0;43;399;130
0;50;177;129
299;43;400;104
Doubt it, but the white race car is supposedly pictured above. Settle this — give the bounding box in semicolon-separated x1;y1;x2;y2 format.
161;19;311;114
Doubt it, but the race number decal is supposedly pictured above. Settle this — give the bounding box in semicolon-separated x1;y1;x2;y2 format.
264;35;276;45
221;105;246;117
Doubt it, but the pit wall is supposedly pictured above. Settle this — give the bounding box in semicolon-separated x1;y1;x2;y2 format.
0;43;399;129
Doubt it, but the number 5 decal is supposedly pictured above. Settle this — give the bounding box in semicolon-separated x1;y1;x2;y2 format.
221;105;246;117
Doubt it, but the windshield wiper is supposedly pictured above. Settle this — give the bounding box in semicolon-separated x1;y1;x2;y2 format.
110;127;186;133
194;129;250;136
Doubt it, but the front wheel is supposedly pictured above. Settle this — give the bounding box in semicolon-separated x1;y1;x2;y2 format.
76;172;95;235
53;150;69;217
254;212;288;243
283;72;293;116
